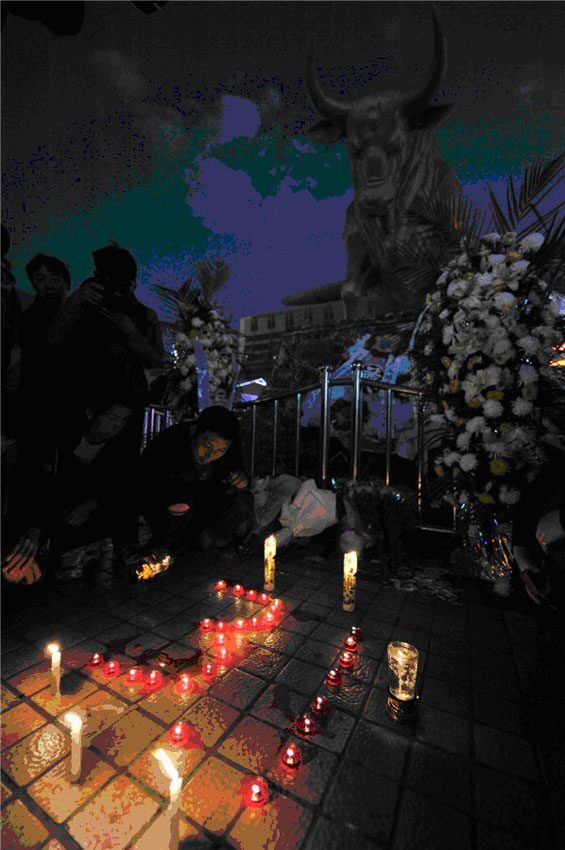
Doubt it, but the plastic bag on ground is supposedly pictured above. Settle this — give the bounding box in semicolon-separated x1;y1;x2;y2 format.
276;478;337;548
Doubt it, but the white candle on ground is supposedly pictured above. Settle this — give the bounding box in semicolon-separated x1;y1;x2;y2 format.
154;748;182;850
47;643;61;697
343;551;358;612
264;535;276;591
64;712;83;782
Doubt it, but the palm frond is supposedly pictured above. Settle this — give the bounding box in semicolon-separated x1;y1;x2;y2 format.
487;183;511;234
518;154;563;219
193;258;231;302
409;188;487;246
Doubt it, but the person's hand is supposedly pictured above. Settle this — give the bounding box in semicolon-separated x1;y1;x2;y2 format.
536;509;565;550
225;470;248;489
513;544;539;574
99;308;137;338
63;498;98;527
2;528;42;584
78;278;105;307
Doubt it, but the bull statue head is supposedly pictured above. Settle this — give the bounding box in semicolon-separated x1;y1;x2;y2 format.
306;7;454;225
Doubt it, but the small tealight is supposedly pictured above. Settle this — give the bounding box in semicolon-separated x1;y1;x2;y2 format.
339;651;355;668
145;669;163;689
296;713;316;736
246;589;257;601
233;584;245;597
103;661;120;678
263;612;275;627
272;598;282;609
250;616;259;630
217;647;229;664
234;618;247;632
258;592;270;604
174;673;193;694
202;661;216;678
200;618;214;631
344;635;358;652
88;653;104;669
126;667;142;683
215;580;227;591
311;695;329;716
269;603;278;614
244;776;269;807
281;744;301;770
169;722;189;747
214;633;226;647
350;626;362;640
326;668;342;686
216;621;228;633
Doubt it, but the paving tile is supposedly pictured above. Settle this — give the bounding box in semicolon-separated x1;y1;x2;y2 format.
1;799;49;848
323;759;399;844
471;665;520;701
359;616;394;642
426;653;471;687
475;822;542;850
310;707;356;755
56;639;109;671
474;764;554;847
323;676;369;715
472;691;527;736
209;669;267;710
393;790;471;850
348;720;409;780
238;646;288;681
1;780;13;804
362;688;416;741
152;617;195;641
138;680;202;723
304;816;382;850
218;715;283;773
74;613;123;637
415;704;470;756
90;709;163;767
1;632;26;654
180;756;245;834
406;741;471;811
8;661;60;696
130;812;200;849
1;703;47;748
107;600;149;619
30;672;98;716
275;659;326;696
178;695;239;747
471;647;516;674
474;723;538;781
0;684;19;711
421;676;471;717
250;629;306;656
67;774;159;850
250;683;306;728
121;633;171;658
95;623;143;646
28;749;115;823
309;622;350;647
266;733;339;805
279;610;324;636
229;790;313;850
128;730;204;797
2;723;70;786
57;690;129;745
295;638;341;669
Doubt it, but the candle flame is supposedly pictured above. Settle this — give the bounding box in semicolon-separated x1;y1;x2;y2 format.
343;551;358;576
154;748;180;783
47;643;60;656
64;712;83;734
264;535;276;558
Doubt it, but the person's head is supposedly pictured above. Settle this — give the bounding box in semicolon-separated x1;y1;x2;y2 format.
85;403;132;444
92;244;137;304
26;254;71;304
192;406;239;466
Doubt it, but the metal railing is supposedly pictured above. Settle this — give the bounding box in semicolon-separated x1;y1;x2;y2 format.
234;363;454;534
142;405;174;451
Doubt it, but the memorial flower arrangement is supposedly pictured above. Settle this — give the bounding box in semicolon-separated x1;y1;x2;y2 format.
154;259;240;421
415;228;562;515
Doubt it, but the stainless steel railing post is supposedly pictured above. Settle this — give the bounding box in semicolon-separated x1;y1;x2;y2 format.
350;361;363;481
250;405;257;480
295;392;302;478
385;388;393;486
416;393;424;526
318;366;332;488
272;399;279;478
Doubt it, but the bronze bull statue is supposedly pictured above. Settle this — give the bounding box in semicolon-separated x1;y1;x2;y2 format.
306;7;462;318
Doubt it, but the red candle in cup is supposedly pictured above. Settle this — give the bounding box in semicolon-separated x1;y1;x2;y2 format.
217;647;230;664
350;626;362;640
214;633;226;647
244;776;269;807
296;713;316;736
145;669;163;689
246;589;257;601
326;668;342;686
344;635;358;652
175;673;193;694
169;722;189;747
202;661;216;678
88;653;104;669
234;618;247;632
103;660;120;678
272;598;282;609
250;616;259;630
126;667;142;683
233;584;245;597
200;618;214;632
311;695;329;716
339;651;354;668
258;592;270;604
281;744;301;770
215;580;227;591
263;612;275;628
216;621;227;633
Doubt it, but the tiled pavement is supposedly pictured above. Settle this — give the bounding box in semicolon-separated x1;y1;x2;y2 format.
1;545;564;849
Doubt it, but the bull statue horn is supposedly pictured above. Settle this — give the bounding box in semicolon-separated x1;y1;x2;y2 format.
403;5;448;119
306;43;350;119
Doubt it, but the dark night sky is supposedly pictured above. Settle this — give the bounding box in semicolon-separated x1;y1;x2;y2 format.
2;1;563;325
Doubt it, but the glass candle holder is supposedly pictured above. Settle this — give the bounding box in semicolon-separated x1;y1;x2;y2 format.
246;589;257;601
343;635;358;652
200;618;214;632
339;651;355;668
234;618;247;632
214;633;226;647
202;661;216;679
169;722;189;747
232;584;245;597
296;713;316;736
126;667;142;683
244;776;269;807
215;579;227;591
281;744;301;770
249;616;259;631
311;695;329;716
386;641;419;723
258;592;270;605
263;612;275;628
174;673;193;694
216;621;228;633
144;669;163;689
88;653;104;669
103;661;120;678
216;647;230;664
326;668;342;686
350;626;362;640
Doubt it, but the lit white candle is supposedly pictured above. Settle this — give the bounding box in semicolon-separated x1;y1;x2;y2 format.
47;642;61;697
343;551;358;612
64;712;83;782
154;748;182;850
264;535;276;591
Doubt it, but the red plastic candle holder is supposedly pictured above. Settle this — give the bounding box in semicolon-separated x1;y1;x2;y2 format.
126;667;142;683
246;589;257;601
232;584;245;597
311;695;329;716
281;745;301;770
250;617;259;630
215;580;227;591
258;592;270;605
263;612;275;628
244;776;269;808
350;626;362;640
216;621;228;633
169;722;189;747
339;651;355;668
174;673;193;694
200;618;214;631
103;661;120;678
234;618;247;632
144;669;163;689
214;633;226;647
88;653;104;669
343;635;358;652
272;598;282;610
326;668;342;686
216;647;230;664
202;661;216;679
296;713;316;736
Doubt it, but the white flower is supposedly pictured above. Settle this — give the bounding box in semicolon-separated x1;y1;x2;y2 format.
456;432;472;450
508;426;534;446
443;451;461;466
518;364;538;385
460;453;478;472
462;379;480;403
512;397;533;417
484;314;500;330
439;309;450;320
499;485;521;505
474;272;493;287
482;232;501;244
501;232;517;245
466;416;486;434
492;337;514;362
442;326;455;345
487;254;506;266
460;294;482;311
180;377;193;391
517;335;540;355
509;260;529;274
519;233;544;252
457;491;470;505
424;343;434;356
447;279;470;300
481;366;502;387
191;317;204;328
484;440;508;456
483;399;504;418
493;292;516;311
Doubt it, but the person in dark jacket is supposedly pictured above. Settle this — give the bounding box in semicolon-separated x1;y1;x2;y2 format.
133;405;253;561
